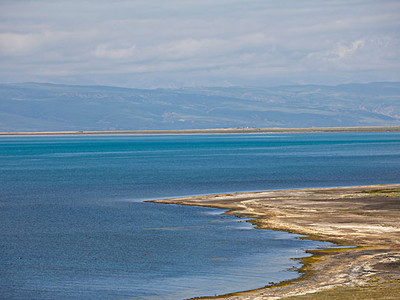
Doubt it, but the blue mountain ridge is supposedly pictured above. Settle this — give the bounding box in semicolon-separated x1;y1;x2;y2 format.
0;82;399;131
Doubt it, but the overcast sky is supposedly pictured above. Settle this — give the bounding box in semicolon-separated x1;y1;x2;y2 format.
0;0;399;88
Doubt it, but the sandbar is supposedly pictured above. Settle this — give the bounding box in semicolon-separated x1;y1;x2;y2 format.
150;184;400;299
1;126;400;136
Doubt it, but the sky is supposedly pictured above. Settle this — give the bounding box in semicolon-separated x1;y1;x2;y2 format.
0;0;399;88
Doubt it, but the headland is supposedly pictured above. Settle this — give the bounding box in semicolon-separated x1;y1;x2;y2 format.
150;184;400;299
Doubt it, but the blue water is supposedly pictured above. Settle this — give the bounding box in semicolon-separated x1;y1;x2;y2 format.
1;133;399;299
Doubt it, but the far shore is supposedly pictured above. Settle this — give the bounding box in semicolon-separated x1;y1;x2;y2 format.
150;184;400;300
1;126;400;136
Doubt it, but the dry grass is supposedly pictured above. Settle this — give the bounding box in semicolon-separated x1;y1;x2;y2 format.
284;279;400;300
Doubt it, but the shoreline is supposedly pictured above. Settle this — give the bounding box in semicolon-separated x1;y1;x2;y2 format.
1;126;400;136
149;184;400;299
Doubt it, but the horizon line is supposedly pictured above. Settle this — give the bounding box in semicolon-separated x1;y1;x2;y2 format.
1;126;400;136
1;81;400;91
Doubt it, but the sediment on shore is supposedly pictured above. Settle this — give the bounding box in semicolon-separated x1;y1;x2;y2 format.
149;184;400;299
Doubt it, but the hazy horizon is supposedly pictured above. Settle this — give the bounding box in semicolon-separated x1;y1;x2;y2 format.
2;80;400;91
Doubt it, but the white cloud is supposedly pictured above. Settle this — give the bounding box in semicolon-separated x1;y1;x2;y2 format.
0;32;43;55
308;39;365;61
0;0;399;87
93;44;137;59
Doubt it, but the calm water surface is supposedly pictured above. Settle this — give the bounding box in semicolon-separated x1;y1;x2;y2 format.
1;133;399;299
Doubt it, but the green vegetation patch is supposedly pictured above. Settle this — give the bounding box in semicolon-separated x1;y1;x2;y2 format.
364;188;400;197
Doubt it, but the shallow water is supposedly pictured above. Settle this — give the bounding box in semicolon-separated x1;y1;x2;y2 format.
1;133;399;299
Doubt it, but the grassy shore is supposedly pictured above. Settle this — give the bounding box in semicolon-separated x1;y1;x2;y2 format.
1;126;400;136
150;185;400;299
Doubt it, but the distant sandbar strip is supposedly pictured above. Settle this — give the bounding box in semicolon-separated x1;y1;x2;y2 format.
1;126;400;136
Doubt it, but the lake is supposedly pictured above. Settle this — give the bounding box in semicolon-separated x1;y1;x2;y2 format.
1;133;399;299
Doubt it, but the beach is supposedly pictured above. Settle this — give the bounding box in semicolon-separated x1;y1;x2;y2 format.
150;184;400;299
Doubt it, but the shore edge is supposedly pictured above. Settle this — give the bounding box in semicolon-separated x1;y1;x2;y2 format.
149;184;400;299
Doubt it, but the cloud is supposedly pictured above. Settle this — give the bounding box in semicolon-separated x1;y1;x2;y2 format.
303;36;400;75
93;44;137;59
308;39;365;61
0;0;399;87
0;32;43;55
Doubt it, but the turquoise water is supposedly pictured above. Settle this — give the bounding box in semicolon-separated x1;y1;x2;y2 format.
1;133;399;299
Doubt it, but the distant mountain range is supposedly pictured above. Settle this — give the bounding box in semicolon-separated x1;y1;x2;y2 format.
0;82;399;132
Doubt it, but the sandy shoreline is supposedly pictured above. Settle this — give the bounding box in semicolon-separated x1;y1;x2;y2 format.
150;184;400;299
1;126;400;136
